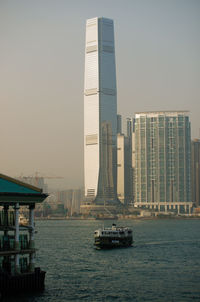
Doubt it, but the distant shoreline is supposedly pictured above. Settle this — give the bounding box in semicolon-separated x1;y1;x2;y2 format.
35;216;200;221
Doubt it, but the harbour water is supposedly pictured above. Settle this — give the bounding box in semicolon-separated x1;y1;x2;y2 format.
3;219;200;302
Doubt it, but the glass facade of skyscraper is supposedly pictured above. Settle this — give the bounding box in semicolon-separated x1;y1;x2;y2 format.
84;17;117;203
135;111;191;204
191;139;200;207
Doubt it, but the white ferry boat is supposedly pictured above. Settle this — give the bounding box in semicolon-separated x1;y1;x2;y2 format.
94;224;133;249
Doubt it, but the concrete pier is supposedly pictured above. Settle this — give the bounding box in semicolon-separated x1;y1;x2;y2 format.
134;201;193;214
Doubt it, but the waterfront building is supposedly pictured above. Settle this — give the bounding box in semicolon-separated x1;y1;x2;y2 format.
191;139;200;207
0;174;47;293
70;189;84;215
52;189;84;216
84;17;117;204
134;111;192;213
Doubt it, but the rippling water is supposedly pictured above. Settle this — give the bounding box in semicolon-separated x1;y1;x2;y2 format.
3;219;200;302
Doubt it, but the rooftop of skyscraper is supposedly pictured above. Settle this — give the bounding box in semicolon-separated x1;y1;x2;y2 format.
135;111;190;117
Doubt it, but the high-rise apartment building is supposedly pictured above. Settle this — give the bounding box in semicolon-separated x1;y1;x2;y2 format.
191;139;200;207
117;114;122;134
84;17;117;204
134;111;192;213
126;118;135;137
117;117;135;205
125;118;135;204
117;133;125;203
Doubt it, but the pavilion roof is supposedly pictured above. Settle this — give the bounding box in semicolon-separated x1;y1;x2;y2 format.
0;174;48;205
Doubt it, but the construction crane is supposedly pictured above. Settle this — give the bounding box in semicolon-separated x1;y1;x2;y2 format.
34;172;64;179
18;172;64;179
17;172;64;189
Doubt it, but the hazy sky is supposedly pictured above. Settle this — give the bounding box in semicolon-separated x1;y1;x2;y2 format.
0;0;199;189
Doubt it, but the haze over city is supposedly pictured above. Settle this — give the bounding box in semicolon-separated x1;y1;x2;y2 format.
0;0;199;189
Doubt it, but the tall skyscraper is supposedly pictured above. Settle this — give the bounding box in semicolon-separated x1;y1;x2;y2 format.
191;139;200;207
84;17;117;204
134;111;192;213
117;117;135;205
117;133;125;203
117;114;122;134
125;118;135;203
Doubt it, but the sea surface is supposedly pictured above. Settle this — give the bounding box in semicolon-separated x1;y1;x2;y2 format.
2;219;200;302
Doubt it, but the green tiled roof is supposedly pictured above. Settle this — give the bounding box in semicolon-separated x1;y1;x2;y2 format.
0;174;47;204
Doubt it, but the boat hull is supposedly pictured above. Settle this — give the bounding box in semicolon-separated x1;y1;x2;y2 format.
94;236;133;249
